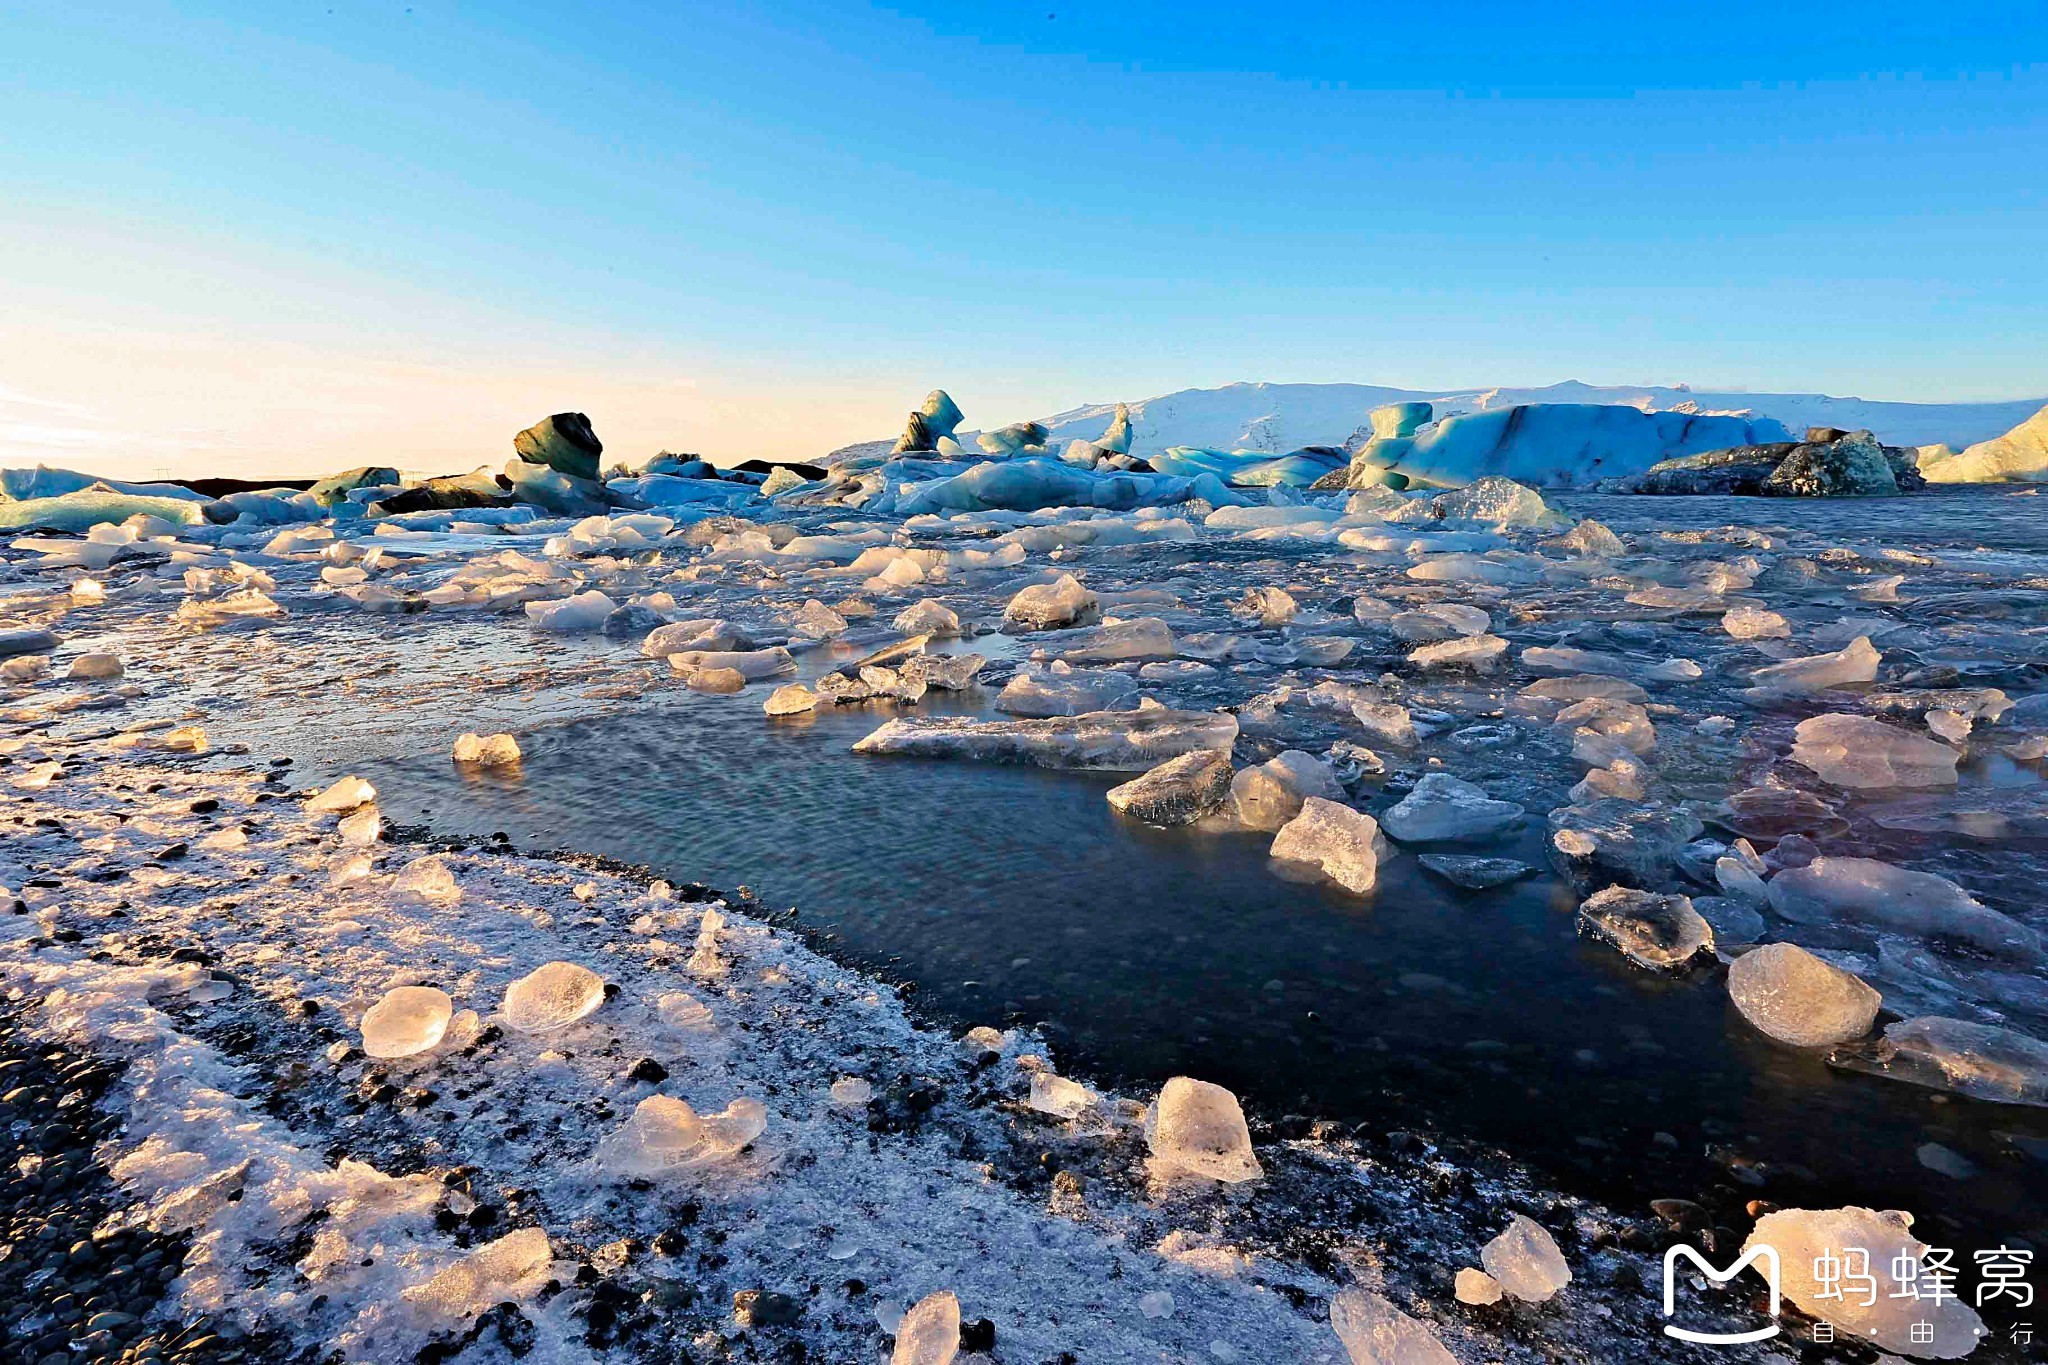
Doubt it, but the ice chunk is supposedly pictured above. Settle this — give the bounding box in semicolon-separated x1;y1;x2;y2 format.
501;961;606;1033
405;1228;554;1323
360;986;454;1059
1548;800;1703;889
1330;1288;1458;1365
1747;636;1880;696
1924;708;1972;743
1727;943;1881;1047
642;618;750;657
854;706;1237;770
1555;697;1656;762
1145;1077;1261;1183
1230;750;1344;831
901;652;984;691
595;1094;766;1175
1106;749;1234;826
1050;616;1176;663
1553;517;1624;557
1479;1214;1571;1303
1027;1072;1097;1118
1232;585;1297;627
1745;1207;1984;1356
1270;797;1382;895
1721;605;1790;639
452;732;521;766
1388;602;1490;641
308;775;377;813
1455;1269;1504;1306
764;683;818;716
891;1289;961;1365
1351;700;1419;748
997;667;1138;718
1577;886;1712;969
1408;633;1507;671
893;599;961;636
1004;572;1099;630
1767;856;2040;958
684;666;743;693
524;589;617;632
65;652;124;680
1380;773;1523;843
391;855;461;905
1417;855;1534;889
1871;1016;2048;1105
667;646;795;681
1426;475;1567;530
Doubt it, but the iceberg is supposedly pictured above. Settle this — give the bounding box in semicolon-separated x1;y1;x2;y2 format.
1919;402;2048;483
0;486;208;532
1375;403;1790;490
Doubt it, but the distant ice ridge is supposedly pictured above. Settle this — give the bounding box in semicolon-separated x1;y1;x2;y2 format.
1030;379;2047;455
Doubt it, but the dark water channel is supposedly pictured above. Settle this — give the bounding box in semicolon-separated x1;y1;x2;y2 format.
349;649;2048;1260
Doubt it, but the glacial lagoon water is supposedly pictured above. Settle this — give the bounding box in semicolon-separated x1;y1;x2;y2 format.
220;488;2048;1262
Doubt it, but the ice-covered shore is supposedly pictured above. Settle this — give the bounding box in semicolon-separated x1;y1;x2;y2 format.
5;403;2048;1362
2;718;1758;1365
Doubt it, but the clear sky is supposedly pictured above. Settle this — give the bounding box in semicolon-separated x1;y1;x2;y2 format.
3;1;2044;477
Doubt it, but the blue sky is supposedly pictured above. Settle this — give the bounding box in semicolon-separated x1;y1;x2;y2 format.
3;1;2044;473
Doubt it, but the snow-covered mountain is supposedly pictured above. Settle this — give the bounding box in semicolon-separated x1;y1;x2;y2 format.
1031;380;2046;455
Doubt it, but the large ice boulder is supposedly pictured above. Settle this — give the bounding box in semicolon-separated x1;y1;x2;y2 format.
1230;750;1345;831
1920;403;2048;482
1480;1214;1571;1302
1003;573;1099;630
1380;773;1524;843
1374;404;1790;490
1106;749;1234;825
1745;1207;1985;1356
1144;1077;1261;1183
1424;476;1568;530
1727;943;1882;1047
512;412;603;480
1270;797;1383;894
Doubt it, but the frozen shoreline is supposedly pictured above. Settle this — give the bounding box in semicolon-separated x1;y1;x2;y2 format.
0;717;1761;1364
